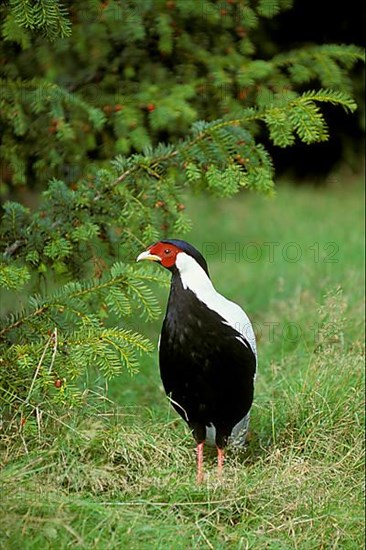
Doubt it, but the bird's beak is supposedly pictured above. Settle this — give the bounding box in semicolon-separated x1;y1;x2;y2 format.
136;250;161;263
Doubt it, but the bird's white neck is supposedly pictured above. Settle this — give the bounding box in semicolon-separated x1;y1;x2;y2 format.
175;252;215;299
174;251;257;359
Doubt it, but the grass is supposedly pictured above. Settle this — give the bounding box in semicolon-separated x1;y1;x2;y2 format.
1;177;365;549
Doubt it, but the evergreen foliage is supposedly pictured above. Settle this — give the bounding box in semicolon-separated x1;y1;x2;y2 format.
0;0;363;438
0;1;363;191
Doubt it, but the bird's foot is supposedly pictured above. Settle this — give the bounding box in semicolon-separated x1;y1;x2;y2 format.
217;447;224;480
196;441;204;484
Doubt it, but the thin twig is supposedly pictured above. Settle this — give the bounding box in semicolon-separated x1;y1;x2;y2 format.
0;306;46;337
25;334;53;405
1;387;91;441
35;406;42;442
195;520;214;549
48;327;58;375
166;395;189;422
3;239;24;258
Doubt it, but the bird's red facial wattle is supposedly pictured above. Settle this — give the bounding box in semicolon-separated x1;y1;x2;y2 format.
136;242;182;269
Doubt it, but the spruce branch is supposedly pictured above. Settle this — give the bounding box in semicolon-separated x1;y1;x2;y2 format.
103;90;357;195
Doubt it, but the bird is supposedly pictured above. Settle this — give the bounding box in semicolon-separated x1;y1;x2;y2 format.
136;239;257;482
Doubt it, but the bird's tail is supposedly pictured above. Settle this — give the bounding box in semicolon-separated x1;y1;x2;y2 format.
205;413;251;448
228;413;251;447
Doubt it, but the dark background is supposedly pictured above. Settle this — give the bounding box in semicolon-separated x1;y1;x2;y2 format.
263;0;365;180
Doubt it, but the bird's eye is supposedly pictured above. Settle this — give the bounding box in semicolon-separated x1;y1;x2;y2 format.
164;249;171;254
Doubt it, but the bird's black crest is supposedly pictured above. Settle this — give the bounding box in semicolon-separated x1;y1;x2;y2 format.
160;239;210;277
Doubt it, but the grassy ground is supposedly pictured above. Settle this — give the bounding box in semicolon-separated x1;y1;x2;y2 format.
1;177;365;549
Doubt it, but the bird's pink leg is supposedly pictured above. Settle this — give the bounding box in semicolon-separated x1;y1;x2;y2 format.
217;447;224;479
196;441;204;484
